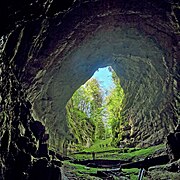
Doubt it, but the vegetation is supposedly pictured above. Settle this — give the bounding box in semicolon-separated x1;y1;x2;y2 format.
64;67;165;179
64;161;141;180
71;141;165;161
66;67;126;151
64;140;165;179
105;68;125;146
66;78;106;150
64;161;105;178
122;168;140;180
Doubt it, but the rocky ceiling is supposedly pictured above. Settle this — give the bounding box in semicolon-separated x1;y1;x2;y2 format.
1;0;180;148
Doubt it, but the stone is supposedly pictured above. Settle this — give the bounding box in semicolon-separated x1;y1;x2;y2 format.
16;136;30;151
29;158;50;180
30;121;45;140
56;153;64;161
15;151;32;171
51;159;62;167
49;149;56;159
29;158;61;180
27;142;37;156
147;159;180;179
38;143;49;158
4;150;32;179
50;165;61;180
41;133;49;143
10;0;178;150
166;124;180;161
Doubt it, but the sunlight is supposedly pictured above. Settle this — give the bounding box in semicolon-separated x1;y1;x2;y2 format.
66;66;125;152
92;66;115;96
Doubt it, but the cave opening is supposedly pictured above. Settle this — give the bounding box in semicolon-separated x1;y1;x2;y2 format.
65;66;126;153
33;25;173;153
1;0;179;179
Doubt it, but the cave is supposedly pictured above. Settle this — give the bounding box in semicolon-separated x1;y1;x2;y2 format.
0;0;180;179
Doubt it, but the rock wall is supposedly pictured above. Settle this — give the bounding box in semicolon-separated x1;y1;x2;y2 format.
0;1;180;178
0;60;62;179
21;0;179;148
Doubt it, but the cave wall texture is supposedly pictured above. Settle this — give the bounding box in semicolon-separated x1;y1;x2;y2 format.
0;0;180;179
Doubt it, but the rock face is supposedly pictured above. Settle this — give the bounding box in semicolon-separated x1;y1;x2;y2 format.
20;0;179;148
166;125;180;161
0;0;179;179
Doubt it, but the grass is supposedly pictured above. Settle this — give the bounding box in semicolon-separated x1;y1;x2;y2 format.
122;168;148;180
63;160;104;179
71;143;165;161
122;168;139;180
67;140;166;179
64;161;101;174
64;161;147;180
83;138;119;152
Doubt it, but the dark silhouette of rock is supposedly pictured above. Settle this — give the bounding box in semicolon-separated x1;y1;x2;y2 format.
56;153;64;161
51;159;62;167
29;158;50;180
42;133;49;143
30;121;45;140
15;151;32;172
38;143;49;158
29;158;61;180
167;163;179;172
50;165;61;180
27;142;37;156
16;136;30;150
49;149;56;159
166;124;180;161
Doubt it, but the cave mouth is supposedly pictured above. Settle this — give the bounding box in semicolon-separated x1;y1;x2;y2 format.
1;0;179;179
32;25;175;151
65;66;126;151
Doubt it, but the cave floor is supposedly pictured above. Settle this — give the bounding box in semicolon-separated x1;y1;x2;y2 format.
61;143;167;179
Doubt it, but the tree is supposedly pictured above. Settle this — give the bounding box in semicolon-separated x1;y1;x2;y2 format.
105;70;125;146
95;119;106;140
66;77;105;150
85;78;105;140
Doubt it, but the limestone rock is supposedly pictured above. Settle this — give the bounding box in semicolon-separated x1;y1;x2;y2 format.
0;0;179;179
166;124;180;161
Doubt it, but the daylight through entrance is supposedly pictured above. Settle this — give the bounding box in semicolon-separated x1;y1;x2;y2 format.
66;66;125;153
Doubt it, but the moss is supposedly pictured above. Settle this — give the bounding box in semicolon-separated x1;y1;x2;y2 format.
71;143;166;161
63;161;104;179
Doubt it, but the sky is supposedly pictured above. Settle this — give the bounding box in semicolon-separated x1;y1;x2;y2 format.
92;66;115;96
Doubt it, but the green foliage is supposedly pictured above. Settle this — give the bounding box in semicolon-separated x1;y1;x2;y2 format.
68;142;165;179
122;168;139;180
105;69;125;145
71;140;165;161
66;78;106;150
95;119;106;140
66;67;127;150
83;138;118;152
63;161;105;180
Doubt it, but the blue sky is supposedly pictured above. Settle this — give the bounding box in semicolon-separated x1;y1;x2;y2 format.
92;66;115;95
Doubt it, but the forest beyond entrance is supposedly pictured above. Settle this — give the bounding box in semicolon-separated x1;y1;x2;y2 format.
66;66;125;152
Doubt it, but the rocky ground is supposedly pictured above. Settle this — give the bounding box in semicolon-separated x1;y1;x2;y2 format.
60;142;180;180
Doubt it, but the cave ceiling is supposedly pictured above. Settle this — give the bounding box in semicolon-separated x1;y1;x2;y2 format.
1;0;179;146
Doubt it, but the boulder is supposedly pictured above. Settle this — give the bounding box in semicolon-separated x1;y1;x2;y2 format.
166;124;180;161
30;121;45;140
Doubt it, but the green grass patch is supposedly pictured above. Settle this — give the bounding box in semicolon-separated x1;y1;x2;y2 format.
122;168;148;180
63;160;105;179
71;143;166;161
66;142;165;179
123;168;139;174
64;161;98;174
125;144;165;160
83;138;119;153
